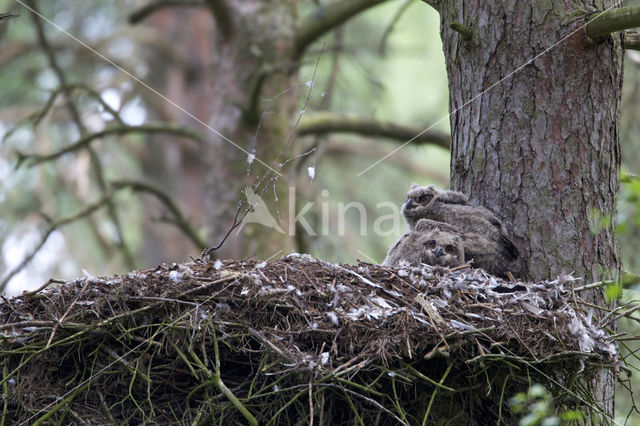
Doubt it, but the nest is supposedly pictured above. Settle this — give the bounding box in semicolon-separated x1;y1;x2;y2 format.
0;254;619;424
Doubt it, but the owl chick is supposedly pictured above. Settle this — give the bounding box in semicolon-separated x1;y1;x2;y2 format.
383;220;465;268
401;185;525;278
401;184;469;231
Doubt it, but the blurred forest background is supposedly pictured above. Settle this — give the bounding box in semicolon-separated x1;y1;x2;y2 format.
0;0;640;421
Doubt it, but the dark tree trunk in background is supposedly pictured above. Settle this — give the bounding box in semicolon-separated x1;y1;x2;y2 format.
203;0;300;259
141;2;299;262
438;0;621;418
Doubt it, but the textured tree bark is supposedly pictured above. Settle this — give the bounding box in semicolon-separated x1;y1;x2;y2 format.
438;0;621;419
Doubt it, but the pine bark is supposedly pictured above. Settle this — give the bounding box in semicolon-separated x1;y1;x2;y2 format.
438;0;621;418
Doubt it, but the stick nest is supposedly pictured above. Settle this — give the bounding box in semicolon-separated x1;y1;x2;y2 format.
0;254;619;424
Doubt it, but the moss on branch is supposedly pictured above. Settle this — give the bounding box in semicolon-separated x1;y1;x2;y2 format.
297;112;450;149
586;6;640;40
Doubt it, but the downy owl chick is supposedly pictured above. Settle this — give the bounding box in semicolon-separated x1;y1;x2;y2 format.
383;220;465;268
401;184;469;231
401;185;525;278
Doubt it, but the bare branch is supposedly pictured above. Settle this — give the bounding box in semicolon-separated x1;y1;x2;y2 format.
295;0;392;57
27;0;135;267
296;112;450;149
128;0;205;24
0;195;112;292
572;272;640;292
111;180;207;250
17;125;203;168
3;84;124;145
586;6;640;40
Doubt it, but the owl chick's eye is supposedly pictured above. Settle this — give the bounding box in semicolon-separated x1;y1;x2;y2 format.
444;245;456;254
425;240;437;249
417;194;433;203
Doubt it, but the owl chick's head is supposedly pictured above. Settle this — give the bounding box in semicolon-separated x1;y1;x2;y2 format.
419;230;465;267
401;184;441;229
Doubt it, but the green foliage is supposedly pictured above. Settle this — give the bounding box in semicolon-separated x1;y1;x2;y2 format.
509;384;582;426
617;173;640;274
605;281;623;300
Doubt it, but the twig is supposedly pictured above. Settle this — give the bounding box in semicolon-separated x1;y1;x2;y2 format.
0;195;112;292
46;279;91;347
308;377;314;426
0;320;56;332
422;362;453;425
27;0;134;268
248;327;291;362
605;303;640;326
403;363;455;392
573;280;615;292
21;278;66;297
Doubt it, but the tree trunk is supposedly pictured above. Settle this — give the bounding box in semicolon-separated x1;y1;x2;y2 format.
438;0;621;418
140;2;299;262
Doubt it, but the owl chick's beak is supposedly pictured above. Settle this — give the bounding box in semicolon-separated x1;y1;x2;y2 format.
403;199;416;211
434;246;444;257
